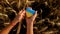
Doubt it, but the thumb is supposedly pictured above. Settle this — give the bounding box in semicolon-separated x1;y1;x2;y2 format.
32;11;37;18
32;11;37;21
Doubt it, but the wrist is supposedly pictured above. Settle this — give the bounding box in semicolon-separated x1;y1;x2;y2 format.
27;23;33;34
27;22;33;28
10;21;17;26
27;21;34;24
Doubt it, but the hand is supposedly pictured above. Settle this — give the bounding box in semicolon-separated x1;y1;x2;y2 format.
26;11;37;34
11;10;25;24
26;11;37;24
0;10;26;34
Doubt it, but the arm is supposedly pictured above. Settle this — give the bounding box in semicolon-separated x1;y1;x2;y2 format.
26;11;37;34
0;10;25;34
27;22;33;34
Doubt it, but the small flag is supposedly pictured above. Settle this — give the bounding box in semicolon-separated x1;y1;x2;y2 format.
26;7;35;17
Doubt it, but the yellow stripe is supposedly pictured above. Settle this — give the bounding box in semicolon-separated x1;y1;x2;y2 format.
26;12;33;17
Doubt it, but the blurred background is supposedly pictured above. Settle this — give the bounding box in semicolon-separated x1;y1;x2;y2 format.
0;0;60;34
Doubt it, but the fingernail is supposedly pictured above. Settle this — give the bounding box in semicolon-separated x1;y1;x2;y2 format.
35;11;37;14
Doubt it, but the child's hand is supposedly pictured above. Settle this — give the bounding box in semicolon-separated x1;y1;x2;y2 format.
26;11;37;34
26;11;37;24
12;10;26;23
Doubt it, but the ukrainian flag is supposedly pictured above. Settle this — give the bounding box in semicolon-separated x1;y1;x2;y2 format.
26;7;35;17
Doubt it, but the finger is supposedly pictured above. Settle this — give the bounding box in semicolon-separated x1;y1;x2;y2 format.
21;11;26;19
34;11;37;17
21;10;26;16
23;10;26;13
32;11;37;18
20;10;26;19
32;11;37;21
18;10;26;20
18;10;23;14
18;10;25;16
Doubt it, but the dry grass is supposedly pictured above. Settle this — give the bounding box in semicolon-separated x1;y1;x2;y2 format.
0;0;60;34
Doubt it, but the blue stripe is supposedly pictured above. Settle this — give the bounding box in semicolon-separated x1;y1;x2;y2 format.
26;7;35;14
